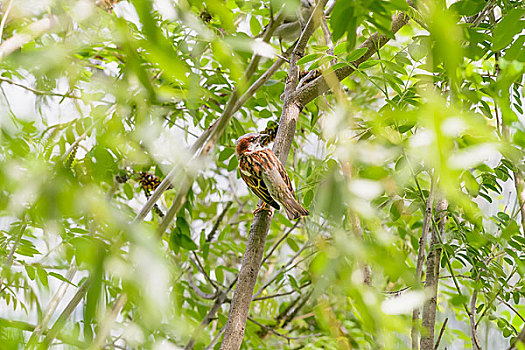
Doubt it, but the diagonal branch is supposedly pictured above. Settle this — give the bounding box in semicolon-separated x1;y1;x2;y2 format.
292;12;410;107
0;15;59;60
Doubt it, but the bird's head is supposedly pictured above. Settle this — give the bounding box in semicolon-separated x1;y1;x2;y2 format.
235;133;270;155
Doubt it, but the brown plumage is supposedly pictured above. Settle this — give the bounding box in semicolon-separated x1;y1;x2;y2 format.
236;133;309;220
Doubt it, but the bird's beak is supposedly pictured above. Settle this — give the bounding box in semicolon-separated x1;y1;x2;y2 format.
258;134;269;145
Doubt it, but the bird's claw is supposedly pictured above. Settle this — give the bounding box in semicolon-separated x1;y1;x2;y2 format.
253;203;272;215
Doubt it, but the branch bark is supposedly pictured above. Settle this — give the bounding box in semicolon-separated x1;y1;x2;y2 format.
0;15;59;60
412;177;435;349
220;1;328;349
469;289;482;350
420;198;448;350
292;12;410;107
43;278;91;346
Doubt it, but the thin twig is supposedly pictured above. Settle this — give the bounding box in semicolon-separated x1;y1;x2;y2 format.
44;278;92;346
28;264;77;344
247;316;318;341
206;201;233;243
434;318;448;350
469;289;482;350
252;244;309;300
253;282;311;301
0;224;26;291
498;296;525;323
90;294;127;350
204;326;226;350
0;0;14;43
261;221;301;267
0;76;82;100
191;252;219;290
187;271;217;300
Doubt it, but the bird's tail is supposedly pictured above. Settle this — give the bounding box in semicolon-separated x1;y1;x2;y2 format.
282;196;309;220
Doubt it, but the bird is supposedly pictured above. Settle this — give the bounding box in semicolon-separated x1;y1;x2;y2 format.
235;133;309;220
272;0;313;43
257;0;313;51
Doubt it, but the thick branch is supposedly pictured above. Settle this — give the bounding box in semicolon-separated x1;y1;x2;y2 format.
420;198;447;350
412;176;435;349
292;12;410;106
220;1;328;349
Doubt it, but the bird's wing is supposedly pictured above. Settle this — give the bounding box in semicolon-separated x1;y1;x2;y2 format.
239;155;280;210
257;149;296;202
261;149;295;197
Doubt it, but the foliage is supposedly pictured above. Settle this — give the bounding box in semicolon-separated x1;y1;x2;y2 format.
0;0;524;349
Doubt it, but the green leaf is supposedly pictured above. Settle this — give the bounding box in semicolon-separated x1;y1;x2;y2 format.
250;15;261;35
462;171;480;196
123;183;134;200
219;147;235;162
49;272;77;286
215;266;224;285
179;234;198;251
358;60;379;69
449;294;468;306
346;47;368;62
513;130;525;148
25;265;36;280
449;0;485;16
287;237;299;252
176;216;191;237
303;189;314;207
297;53;323;65
492;8;525;51
333;42;348;56
227;156;239;171
36;267;48;287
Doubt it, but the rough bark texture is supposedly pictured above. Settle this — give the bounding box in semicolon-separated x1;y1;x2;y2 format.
420;199;447;350
411;179;435;349
514;171;525;234
292;12;410;107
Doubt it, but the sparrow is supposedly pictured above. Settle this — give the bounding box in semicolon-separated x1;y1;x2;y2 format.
235;133;309;220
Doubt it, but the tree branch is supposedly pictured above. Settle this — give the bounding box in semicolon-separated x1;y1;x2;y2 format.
412;175;435;349
420;198;448;350
434;318;448;350
220;1;329;349
90;294;127;350
0;317;84;348
28;264;77;345
44;278;91;346
469;289;482;350
0;15;59;60
135;8;288;227
292;12;410;107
